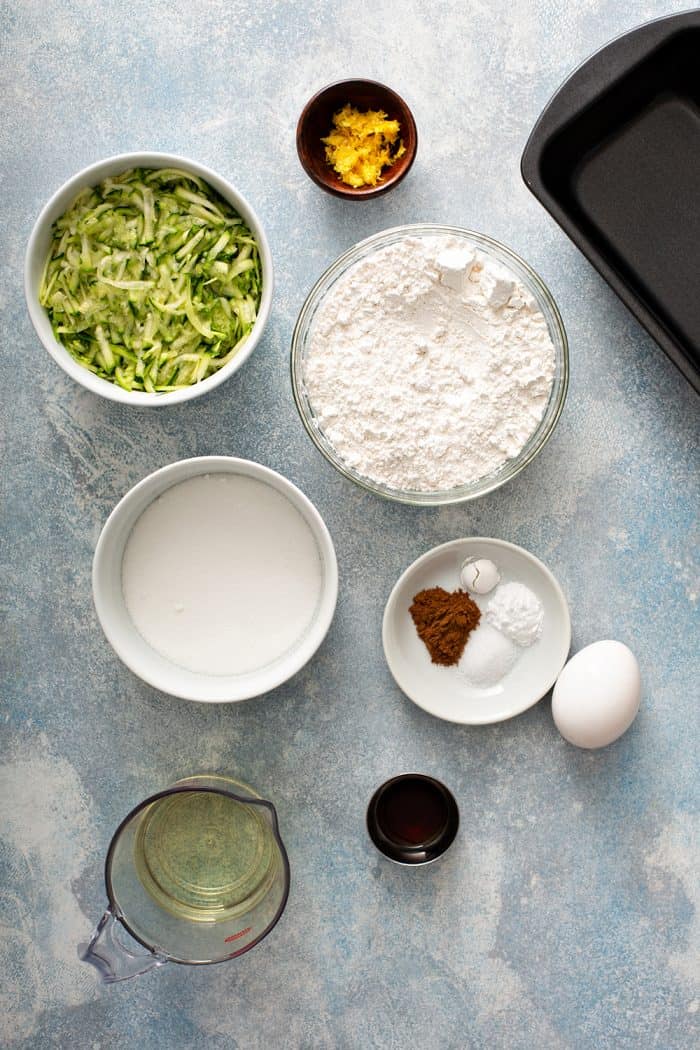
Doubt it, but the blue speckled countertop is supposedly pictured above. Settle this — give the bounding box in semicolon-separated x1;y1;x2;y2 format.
2;1;698;1047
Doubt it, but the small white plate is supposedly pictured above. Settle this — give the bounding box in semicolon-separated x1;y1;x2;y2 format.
382;538;571;724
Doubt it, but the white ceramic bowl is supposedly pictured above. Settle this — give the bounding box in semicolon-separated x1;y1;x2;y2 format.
93;457;338;702
382;538;571;724
25;152;273;406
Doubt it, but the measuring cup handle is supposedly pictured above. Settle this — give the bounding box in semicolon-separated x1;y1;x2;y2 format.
79;907;168;983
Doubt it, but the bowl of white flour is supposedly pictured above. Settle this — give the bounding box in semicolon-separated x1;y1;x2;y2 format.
291;225;568;504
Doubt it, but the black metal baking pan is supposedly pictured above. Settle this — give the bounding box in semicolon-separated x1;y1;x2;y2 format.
521;11;700;393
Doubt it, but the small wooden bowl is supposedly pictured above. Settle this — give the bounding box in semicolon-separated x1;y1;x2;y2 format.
296;79;417;200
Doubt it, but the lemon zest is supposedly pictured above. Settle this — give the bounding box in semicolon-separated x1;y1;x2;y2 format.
322;105;406;188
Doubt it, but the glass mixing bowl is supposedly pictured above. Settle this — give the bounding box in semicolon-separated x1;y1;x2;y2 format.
290;224;569;506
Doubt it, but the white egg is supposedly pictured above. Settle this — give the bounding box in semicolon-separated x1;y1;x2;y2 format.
552;640;641;749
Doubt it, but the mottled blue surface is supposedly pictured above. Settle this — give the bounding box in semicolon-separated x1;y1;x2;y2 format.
1;1;698;1047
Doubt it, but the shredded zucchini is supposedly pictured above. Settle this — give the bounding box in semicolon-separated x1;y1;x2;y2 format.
40;167;263;392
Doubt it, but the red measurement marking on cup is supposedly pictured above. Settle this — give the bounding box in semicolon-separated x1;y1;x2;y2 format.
224;927;252;944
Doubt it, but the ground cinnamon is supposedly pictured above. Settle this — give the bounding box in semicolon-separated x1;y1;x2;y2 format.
409;587;481;666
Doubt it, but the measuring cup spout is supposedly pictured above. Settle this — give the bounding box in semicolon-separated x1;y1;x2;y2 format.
79;907;168;983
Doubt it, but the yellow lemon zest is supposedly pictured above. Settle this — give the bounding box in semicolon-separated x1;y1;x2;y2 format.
322;105;406;188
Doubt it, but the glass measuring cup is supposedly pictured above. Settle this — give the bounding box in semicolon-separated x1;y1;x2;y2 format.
80;775;290;982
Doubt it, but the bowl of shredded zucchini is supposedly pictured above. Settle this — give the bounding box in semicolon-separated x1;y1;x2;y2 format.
25;153;272;405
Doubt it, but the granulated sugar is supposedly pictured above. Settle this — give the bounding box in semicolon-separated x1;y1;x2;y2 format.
457;621;519;687
304;233;556;492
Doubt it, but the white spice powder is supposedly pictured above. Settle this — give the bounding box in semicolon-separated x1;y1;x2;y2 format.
486;581;544;647
304;234;556;491
458;621;519;687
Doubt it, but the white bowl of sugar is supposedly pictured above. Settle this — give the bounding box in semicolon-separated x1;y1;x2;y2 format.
93;457;338;702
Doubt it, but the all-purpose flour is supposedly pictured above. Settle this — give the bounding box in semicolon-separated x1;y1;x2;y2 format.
304;234;556;491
